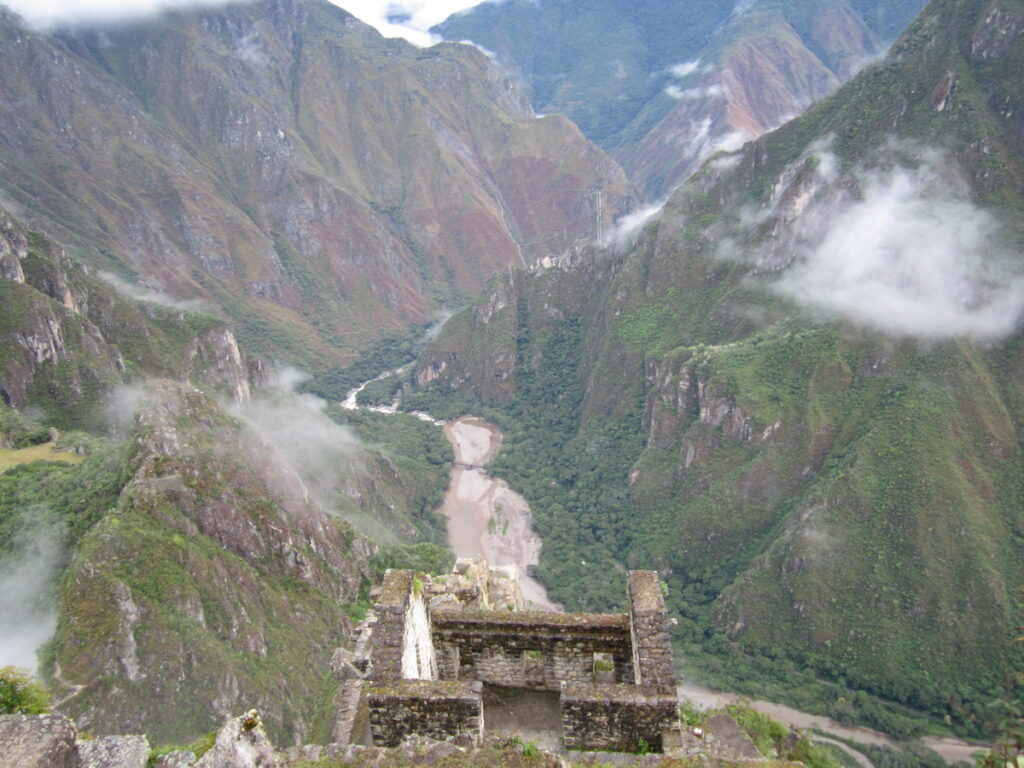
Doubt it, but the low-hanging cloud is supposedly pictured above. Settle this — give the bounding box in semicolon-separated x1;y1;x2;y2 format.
668;59;703;79
98;272;207;313
759;147;1024;339
231;368;364;513
4;0;236;28
0;518;63;674
5;0;486;45
604;201;666;250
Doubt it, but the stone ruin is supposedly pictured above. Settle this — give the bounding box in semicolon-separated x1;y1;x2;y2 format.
334;558;683;753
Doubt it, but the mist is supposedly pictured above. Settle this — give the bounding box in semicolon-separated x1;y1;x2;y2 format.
98;272;207;313
231;368;366;513
605;201;665;250
757;147;1024;338
0;517;63;674
3;0;237;28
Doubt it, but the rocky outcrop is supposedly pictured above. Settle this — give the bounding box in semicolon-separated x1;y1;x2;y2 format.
78;735;150;768
0;715;80;768
195;711;281;768
49;381;371;744
0;217;259;421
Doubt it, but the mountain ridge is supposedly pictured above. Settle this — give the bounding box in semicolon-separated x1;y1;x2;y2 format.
0;0;634;373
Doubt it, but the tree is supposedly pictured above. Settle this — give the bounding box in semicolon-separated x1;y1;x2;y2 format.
0;666;50;714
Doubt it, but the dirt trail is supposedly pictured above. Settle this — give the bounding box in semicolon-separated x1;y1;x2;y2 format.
439;417;559;611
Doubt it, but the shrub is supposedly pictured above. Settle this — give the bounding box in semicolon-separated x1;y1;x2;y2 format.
0;666;50;714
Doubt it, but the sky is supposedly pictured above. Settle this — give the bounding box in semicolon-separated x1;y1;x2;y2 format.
1;0;486;44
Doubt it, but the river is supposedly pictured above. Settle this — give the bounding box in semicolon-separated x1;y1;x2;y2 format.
439;417;560;611
340;382;559;610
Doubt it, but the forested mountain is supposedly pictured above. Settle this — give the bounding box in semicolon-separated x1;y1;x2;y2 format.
0;0;633;375
412;0;1024;737
436;0;927;196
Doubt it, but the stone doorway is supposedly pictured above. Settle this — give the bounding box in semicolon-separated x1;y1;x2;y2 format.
481;685;562;752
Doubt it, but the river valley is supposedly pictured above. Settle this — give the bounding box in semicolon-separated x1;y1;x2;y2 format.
340;377;986;766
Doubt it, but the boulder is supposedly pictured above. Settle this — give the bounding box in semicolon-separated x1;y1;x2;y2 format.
152;753;197;768
196;710;280;768
79;735;150;768
0;714;80;768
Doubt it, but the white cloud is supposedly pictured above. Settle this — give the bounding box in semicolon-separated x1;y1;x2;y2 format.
665;83;723;101
3;0;237;27
764;149;1024;339
668;59;703;78
98;272;207;312
604;201;665;250
3;0;486;45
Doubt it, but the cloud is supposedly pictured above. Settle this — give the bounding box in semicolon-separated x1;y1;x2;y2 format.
3;0;486;45
749;146;1024;339
668;59;703;79
231;367;365;514
665;83;723;100
314;0;487;46
3;0;236;27
604;202;665;250
0;518;63;674
98;272;207;312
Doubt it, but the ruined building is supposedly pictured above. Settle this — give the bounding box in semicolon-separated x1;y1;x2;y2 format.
333;560;682;752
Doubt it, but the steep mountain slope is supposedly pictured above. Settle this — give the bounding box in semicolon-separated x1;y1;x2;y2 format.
0;209;259;428
47;380;370;744
436;0;926;197
411;0;1024;735
0;0;633;372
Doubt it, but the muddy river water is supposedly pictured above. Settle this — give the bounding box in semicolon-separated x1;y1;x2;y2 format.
438;416;560;612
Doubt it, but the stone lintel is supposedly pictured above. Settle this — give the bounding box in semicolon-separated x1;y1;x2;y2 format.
559;682;677;705
365;680;477;700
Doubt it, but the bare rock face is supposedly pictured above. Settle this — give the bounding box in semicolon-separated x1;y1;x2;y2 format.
0;714;81;768
196;710;281;768
152;753;197;768
78;735;150;768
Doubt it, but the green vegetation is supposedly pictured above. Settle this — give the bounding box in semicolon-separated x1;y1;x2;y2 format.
850;743;948;768
369;543;455;579
303;320;439;402
0;436;129;560
0;442;83;473
146;731;216;766
726;703;840;768
0;667;50;714
328;407;452;543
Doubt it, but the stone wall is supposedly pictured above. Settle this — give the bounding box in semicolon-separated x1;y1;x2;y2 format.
560;683;680;752
367;570;436;682
432;610;634;691
365;681;483;748
627;571;676;693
